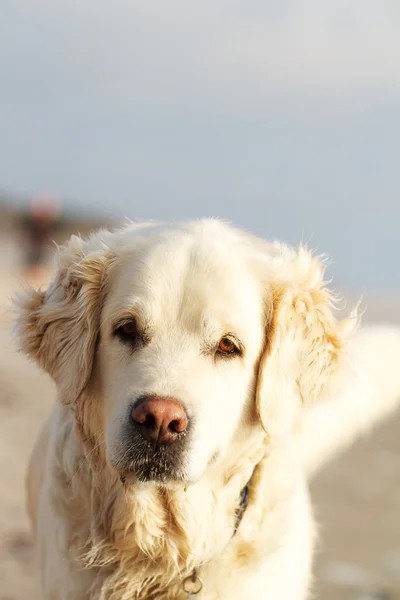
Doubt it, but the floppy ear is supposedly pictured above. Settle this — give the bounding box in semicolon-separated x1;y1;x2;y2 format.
256;246;357;437
15;235;115;404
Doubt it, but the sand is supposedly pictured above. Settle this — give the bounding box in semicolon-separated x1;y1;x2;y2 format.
0;244;399;600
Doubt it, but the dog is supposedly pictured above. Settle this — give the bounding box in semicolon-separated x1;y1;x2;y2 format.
15;219;400;599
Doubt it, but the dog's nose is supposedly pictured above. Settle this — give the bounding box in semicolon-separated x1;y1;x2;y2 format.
131;396;188;444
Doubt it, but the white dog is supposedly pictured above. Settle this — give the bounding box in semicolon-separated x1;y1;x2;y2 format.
16;220;400;599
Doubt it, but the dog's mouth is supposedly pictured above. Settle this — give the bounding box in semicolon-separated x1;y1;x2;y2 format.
115;436;189;484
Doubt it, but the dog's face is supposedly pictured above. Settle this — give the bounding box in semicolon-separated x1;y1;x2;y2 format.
99;229;267;483
16;220;354;486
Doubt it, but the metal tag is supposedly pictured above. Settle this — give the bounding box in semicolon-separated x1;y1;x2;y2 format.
183;570;203;597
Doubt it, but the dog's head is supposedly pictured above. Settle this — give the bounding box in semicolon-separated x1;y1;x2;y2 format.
16;220;355;485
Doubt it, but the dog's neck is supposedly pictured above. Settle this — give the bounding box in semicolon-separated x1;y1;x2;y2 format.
56;404;267;599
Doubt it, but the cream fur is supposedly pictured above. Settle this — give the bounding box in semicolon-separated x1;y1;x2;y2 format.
15;220;400;600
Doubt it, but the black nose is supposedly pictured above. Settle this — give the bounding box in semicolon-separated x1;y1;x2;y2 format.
131;396;188;445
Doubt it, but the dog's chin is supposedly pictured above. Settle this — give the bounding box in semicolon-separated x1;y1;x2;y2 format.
112;442;190;486
115;454;213;489
111;438;220;488
128;454;219;488
130;462;187;485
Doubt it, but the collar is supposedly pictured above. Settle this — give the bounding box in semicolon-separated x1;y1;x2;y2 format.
183;470;254;598
233;476;251;535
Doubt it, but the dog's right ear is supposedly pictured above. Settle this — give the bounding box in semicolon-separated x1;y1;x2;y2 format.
15;235;115;404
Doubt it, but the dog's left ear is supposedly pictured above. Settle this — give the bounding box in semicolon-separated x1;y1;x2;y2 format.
256;246;357;436
15;235;115;404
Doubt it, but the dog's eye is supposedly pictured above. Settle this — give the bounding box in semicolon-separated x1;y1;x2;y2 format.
116;320;138;342
217;337;239;355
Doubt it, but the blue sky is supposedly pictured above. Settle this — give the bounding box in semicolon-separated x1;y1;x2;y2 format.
1;0;399;290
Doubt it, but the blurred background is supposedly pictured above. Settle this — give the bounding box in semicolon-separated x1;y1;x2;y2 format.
0;1;399;599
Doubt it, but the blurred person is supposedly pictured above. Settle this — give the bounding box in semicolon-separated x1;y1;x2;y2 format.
19;195;61;285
